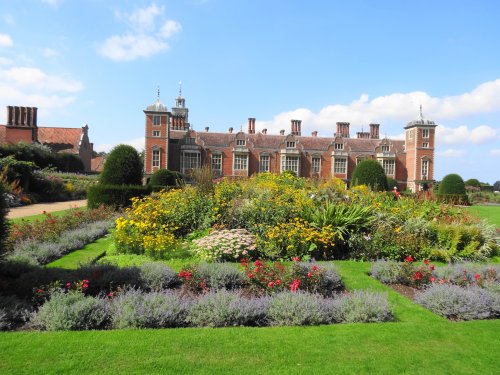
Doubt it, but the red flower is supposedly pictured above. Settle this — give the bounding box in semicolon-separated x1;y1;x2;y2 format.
82;279;89;283
247;272;254;279
474;274;481;280
289;279;301;292
413;272;422;280
292;256;300;262
82;283;89;289
312;265;319;271
107;292;114;297
307;272;313;278
275;279;281;285
254;260;263;267
424;259;429;265
429;265;435;271
430;277;436;282
66;282;71;289
268;281;275;288
405;255;414;263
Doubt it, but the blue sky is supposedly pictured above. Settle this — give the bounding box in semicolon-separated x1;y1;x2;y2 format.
0;0;499;183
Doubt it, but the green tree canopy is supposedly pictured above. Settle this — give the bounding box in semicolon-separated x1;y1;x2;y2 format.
350;159;389;192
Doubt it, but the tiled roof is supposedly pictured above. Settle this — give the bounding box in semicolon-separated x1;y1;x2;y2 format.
91;156;105;172
173;129;404;154
37;127;83;153
0;125;6;144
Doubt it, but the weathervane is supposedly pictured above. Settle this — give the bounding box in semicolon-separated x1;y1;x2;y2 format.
157;86;160;99
419;104;423;120
178;81;182;97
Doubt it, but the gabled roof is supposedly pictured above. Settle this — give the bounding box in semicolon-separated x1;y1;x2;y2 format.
91;156;105;172
37;127;83;153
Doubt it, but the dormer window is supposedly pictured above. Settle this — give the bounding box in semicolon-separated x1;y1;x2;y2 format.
381;145;390;152
236;139;246;146
334;143;344;150
422;129;429;138
153;115;161;126
286;141;296;148
185;137;196;145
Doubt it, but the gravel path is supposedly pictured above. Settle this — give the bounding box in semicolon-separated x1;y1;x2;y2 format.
7;200;87;219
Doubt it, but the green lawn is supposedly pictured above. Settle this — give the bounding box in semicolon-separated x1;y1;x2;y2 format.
1;261;499;374
467;205;500;227
9;207;85;225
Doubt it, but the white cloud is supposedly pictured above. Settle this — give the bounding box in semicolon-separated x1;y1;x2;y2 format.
437;149;465;157
98;34;168;62
0;67;83;92
98;3;181;62
0;33;13;47
490;149;500;157
437;124;498;145
95;137;145;153
255;79;500;146
42;48;59;58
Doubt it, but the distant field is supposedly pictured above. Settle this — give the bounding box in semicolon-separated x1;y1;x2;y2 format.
467;205;500;227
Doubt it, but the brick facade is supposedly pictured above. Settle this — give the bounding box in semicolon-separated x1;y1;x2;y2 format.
144;94;436;192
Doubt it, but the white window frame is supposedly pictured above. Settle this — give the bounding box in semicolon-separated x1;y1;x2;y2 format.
333;157;347;174
281;155;300;176
233;154;248;170
181;151;201;173
236;139;246;146
422;142;429;148
422;129;429;138
259;154;270;172
334;143;344;150
312;156;321;174
211;153;222;172
286;141;296;148
382;159;395;176
152;130;160;137
153;115;161;126
421;159;429;178
152;148;160;168
381;145;390;152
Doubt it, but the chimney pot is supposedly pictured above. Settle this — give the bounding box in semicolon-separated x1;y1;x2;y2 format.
229;127;233;133
312;131;317;137
262;128;267;134
205;126;209;132
280;129;285;135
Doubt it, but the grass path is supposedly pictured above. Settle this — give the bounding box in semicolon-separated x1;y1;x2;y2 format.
467;205;500;227
1;260;498;374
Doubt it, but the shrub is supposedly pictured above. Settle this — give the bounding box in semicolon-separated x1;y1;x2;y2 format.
192;229;257;262
464;178;481;188
335;291;393;323
437;174;468;205
187;290;269;327
100;144;143;185
350;160;389;192
138;262;181;291
87;184;151;209
7;220;114;266
292;262;343;296
0;181;9;256
371;260;403;284
190;165;214;195
30;290;109;331
386;177;398;191
0;295;31;330
196;262;247;290
149;169;183;188
416;284;496;320
267;291;328;326
110;289;189;329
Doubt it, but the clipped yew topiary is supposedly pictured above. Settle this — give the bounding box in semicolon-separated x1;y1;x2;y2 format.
437;173;468;205
351;160;388;192
100;145;142;185
149;169;183;188
464;178;481;188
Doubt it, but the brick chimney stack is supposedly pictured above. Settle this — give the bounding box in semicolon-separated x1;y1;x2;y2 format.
280;129;285;135
6;106;13;125
357;131;370;139
6;106;38;127
290;120;302;136
248;118;256;134
228;127;233;133
262;129;267;134
296;120;301;136
335;122;350;138
369;123;380;139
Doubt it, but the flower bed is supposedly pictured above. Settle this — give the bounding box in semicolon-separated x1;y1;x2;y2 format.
1;260;394;331
371;258;500;320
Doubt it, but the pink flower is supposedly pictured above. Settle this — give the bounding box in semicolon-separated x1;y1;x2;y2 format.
429;265;435;271
66;282;71;289
430;277;436;282
275;279;281;285
474;274;481;280
307;272;313;278
312;265;319;271
289;279;301;292
292;256;300;262
107;292;113;297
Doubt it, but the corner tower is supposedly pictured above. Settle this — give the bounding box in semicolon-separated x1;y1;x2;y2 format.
405;106;437;192
171;82;190;130
144;92;169;179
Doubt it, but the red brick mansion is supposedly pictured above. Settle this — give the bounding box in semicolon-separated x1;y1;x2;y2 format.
144;91;436;192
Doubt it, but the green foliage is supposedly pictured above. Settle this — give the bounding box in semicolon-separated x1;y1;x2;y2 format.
350;159;389;191
0;181;10;256
87;184;151;209
386;177;398;191
100;145;143;185
149;169;183;187
189;165;214;194
437;174;468;204
465;178;481;188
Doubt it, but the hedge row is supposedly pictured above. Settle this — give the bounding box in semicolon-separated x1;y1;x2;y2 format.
87;185;151;209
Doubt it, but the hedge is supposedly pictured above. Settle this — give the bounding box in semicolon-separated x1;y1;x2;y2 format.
87;185;151;209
